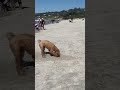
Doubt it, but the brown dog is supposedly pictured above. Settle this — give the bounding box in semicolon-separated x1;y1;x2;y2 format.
6;32;35;75
38;40;60;58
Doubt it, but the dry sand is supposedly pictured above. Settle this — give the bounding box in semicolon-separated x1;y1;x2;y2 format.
35;19;85;90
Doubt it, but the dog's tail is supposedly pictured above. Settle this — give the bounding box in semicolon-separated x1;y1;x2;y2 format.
37;40;41;43
6;32;15;41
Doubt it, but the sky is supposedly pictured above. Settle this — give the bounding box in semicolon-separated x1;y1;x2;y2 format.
35;0;85;13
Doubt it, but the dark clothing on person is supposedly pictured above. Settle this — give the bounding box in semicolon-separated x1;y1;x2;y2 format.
41;20;45;24
51;20;55;23
40;19;45;30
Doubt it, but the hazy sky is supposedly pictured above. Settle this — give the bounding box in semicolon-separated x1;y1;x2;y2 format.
35;0;85;13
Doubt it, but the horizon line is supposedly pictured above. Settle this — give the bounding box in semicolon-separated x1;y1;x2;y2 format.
35;7;85;14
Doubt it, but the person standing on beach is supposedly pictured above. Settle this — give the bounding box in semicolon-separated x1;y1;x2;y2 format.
38;18;42;30
71;17;73;22
41;18;45;30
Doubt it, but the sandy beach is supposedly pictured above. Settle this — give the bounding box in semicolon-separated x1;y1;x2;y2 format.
35;19;85;90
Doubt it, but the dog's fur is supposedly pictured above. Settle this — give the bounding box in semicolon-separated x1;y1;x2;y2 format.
6;32;35;75
38;40;60;58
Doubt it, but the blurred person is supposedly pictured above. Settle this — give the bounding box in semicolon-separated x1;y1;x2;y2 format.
41;18;45;30
38;18;42;30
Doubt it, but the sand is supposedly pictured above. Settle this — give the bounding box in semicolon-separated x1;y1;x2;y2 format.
35;19;85;90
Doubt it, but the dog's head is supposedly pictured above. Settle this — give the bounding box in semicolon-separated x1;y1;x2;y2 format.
54;50;60;57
